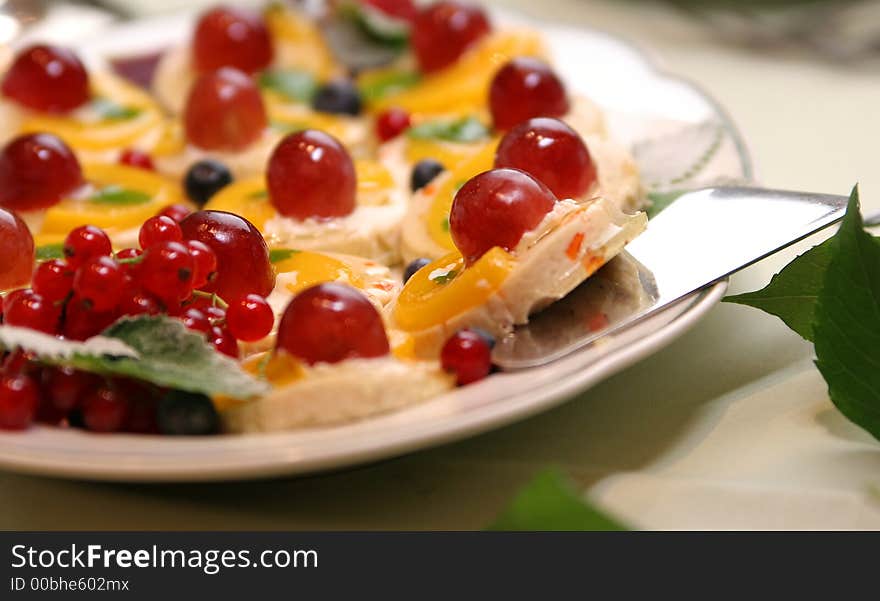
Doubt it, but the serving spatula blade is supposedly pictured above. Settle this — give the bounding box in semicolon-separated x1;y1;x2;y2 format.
493;186;849;369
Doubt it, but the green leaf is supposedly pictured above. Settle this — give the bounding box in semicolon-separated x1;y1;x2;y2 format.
487;469;628;531
813;186;880;441
88;185;152;206
429;269;457;285
359;70;421;102
92;97;142;121
270;248;300;263
35;243;65;261
408;116;489;143
259;69;318;103
346;1;410;45
724;237;834;341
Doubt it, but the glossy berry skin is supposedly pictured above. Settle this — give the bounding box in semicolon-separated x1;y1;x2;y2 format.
119;148;155;171
31;259;73;303
63;225;112;269
410;158;444;192
139;215;183;249
267;130;357;220
118;289;162;317
61;296;119;340
192;6;273;74
276;283;389;365
179;210;274;302
376;108;411;142
114;247;143;278
226;294;274;341
184;159;233;206
1;44;90;113
489;58;570;131
403;257;432;283
81;385;128;433
2;289;61;334
412;2;490;73
157;390;219;436
208;325;239;358
311;80;363;116
441;329;492;385
72;256;125;312
450;168;556;265
184;68;267;151
495;117;596;199
137;241;194;305
42;367;98;413
158;203;193;223
185;240;217;289
181;308;212;333
0;208;35;291
0;373;39;430
0;133;83;212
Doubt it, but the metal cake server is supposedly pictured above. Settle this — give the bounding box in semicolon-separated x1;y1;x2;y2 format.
494;186;850;369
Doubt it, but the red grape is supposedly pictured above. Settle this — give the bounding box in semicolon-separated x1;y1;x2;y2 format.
180;211;274;302
32;259;73;303
495;117;596;199
63;225;112;269
192;6;273;74
119;148;155;171
376;108;411;142
0;208;35;291
1;44;90;113
226;294;274;341
137;241;195;305
489;58;570;131
139;215;183;249
0;373;39;430
0;133;83;212
276;283;389;365
412;2;490;73
441;329;492;385
449;168;556;265
267;130;356;220
184;67;267;151
73;256;126;312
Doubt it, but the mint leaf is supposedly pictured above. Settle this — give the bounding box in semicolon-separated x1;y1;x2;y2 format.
813;186;880;441
92;97;141;121
0;324;138;361
724;237;834;341
408;116;489;143
359;70;420;102
35;243;65;261
259;69;317;103
488;469;627;531
88;185;152;206
270;248;300;263
346;1;410;45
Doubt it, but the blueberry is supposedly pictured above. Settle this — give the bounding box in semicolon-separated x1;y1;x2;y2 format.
403;257;432;283
184;159;233;206
311;80;362;116
157;390;219;436
410;159;444;192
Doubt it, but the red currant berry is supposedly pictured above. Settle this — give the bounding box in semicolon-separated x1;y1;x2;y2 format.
276;283;389;365
267;130;356;220
440;329;492;385
192;6;273;74
119;148;155;171
1;349;35;375
376;108;411;142
158;203;193;223
63;225;112;269
181;308;212;333
114;247;143;277
42;366;99;413
32;259;73;303
0;133;83;212
226;294;274;342
208;325;239;358
179;211;274;302
62;296;119;340
184;240;217;289
72;256;125;312
495;117;596;199
412;2;490;73
139;215;183;249
0;207;35;290
489;57;570;131
2;289;61;334
1;44;90;113
81;385;128;433
204;305;226;323
450;168;556;265
137;241;195;305
118;288;162;317
184;67;267;151
0;373;39;430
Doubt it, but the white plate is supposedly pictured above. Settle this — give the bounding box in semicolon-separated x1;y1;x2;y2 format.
0;9;752;481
